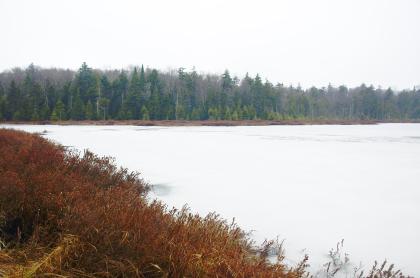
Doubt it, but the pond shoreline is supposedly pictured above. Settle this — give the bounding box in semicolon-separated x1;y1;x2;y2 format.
2;119;419;126
2;123;419;277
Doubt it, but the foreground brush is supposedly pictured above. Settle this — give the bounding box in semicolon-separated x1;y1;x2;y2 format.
0;129;307;277
0;129;412;277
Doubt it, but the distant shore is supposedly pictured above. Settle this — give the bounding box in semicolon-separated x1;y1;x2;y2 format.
1;119;420;126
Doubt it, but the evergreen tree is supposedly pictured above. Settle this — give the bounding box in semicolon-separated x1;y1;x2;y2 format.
74;62;98;103
6;81;22;120
40;101;50;120
127;67;142;118
71;93;85;120
113;71;129;118
1;63;419;122
148;69;161;119
54;100;65;121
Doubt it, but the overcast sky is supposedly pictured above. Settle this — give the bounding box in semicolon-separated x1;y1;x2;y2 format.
0;0;419;89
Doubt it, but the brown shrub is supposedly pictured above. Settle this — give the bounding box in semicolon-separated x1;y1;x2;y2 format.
0;129;304;277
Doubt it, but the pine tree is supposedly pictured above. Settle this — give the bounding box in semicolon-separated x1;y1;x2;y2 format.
6;81;22;120
114;71;129;118
127;67;142;118
53;100;65;121
40;102;50;120
148;69;161;119
139;65;146;91
71;93;85;120
74;62;99;104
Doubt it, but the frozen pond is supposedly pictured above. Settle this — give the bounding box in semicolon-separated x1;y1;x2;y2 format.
2;123;420;276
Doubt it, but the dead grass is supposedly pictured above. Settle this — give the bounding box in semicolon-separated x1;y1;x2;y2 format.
0;129;413;277
0;129;306;277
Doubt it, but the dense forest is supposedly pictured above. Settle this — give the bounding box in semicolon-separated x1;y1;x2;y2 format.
0;63;419;122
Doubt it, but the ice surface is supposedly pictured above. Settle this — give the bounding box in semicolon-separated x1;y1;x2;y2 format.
2;123;420;275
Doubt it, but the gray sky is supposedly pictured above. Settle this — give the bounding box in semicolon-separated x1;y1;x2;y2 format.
0;0;419;89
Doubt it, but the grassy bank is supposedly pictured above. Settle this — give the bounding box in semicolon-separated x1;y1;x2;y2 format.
0;119;407;126
0;129;308;277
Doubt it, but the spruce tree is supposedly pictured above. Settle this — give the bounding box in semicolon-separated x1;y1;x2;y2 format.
71;93;85;120
6;81;21;120
54;100;65;121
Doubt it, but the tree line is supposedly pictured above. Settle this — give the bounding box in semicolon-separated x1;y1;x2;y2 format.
0;63;419;121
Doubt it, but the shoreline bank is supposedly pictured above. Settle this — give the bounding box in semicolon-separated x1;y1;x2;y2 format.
2;119;419;126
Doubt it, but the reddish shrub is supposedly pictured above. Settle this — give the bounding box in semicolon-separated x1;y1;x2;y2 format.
0;129;305;277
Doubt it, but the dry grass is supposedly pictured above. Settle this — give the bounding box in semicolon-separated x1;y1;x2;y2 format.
0;129;413;277
0;129;306;277
313;240;412;278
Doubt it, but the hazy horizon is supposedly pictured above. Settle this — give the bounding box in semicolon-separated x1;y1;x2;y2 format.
1;0;419;89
